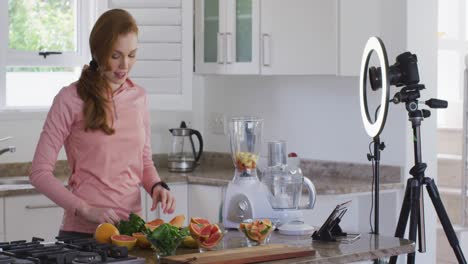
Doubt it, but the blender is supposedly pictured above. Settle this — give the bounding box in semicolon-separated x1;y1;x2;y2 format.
222;117;317;232
222;116;267;228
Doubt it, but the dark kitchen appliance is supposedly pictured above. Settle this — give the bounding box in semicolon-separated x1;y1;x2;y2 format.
0;237;145;264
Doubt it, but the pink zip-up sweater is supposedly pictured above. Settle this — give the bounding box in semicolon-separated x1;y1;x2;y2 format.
30;78;160;234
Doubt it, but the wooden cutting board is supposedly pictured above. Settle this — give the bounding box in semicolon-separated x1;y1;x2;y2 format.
160;244;316;264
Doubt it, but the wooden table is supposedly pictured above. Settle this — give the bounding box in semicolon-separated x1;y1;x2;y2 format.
130;231;415;264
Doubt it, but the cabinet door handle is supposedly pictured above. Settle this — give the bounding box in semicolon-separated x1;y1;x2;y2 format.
217;32;225;64
25;204;59;210
262;33;271;67
226;32;233;64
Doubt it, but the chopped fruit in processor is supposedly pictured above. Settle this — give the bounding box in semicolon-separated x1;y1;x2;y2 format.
235;152;259;170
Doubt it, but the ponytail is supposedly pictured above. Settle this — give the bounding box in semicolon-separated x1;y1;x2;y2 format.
76;62;115;135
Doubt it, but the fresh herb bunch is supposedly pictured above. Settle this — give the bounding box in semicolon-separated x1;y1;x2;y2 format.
117;212;146;236
144;223;189;256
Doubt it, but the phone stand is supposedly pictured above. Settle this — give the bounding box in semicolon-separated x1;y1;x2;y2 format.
312;201;350;242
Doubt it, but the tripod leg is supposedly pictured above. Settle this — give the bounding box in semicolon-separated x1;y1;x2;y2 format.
389;179;414;264
425;178;467;264
407;179;420;264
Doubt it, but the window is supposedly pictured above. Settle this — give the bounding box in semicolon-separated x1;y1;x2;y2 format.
0;0;92;109
437;0;465;128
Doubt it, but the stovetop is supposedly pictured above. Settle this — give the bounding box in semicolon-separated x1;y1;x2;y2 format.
0;237;145;264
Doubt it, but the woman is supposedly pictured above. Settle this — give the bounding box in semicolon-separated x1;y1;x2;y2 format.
29;9;175;236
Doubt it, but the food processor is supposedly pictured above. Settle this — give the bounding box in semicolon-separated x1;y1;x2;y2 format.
222;117;316;234
261;141;316;235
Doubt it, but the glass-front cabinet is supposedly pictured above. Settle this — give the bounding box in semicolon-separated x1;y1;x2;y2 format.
195;0;338;75
195;0;260;74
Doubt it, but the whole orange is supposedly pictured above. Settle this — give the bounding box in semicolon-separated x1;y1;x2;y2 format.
94;223;120;244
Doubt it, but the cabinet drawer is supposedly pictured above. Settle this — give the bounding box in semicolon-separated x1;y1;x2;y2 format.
146;183;188;225
188;185;223;224
5;194;63;242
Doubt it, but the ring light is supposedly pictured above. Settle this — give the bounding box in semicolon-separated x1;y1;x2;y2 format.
359;37;390;138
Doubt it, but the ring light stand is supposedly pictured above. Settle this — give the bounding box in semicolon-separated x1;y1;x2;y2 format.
360;37;466;264
359;37;390;236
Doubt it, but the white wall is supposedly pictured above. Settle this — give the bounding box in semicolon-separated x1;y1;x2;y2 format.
202;75;408;166
0;110;193;163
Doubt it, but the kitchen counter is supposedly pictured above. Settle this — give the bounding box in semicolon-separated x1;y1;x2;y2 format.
0;169;403;197
0;152;404;197
129;231;414;264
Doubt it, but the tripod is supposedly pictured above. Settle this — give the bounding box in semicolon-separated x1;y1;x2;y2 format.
389;106;467;264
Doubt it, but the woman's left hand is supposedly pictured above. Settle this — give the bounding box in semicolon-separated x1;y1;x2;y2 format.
151;185;176;214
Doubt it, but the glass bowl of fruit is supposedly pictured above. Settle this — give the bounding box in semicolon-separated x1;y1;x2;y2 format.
189;222;224;252
238;218;275;246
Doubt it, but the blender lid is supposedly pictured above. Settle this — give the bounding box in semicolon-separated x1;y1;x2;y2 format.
278;220;315;235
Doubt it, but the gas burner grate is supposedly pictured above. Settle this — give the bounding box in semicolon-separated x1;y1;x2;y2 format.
0;237;140;264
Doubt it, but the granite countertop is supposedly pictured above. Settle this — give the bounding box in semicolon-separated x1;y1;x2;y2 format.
129;231;415;264
0;152;404;197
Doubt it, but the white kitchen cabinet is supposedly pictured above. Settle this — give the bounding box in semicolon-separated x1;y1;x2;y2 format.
4;194;63;242
140;186;148;221
146;183;188;226
195;0;260;74
260;0;337;75
195;0;337;75
338;0;380;76
188;185;224;224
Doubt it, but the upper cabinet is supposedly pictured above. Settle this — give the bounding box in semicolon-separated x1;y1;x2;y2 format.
195;0;337;75
338;0;380;76
260;0;337;75
195;0;260;74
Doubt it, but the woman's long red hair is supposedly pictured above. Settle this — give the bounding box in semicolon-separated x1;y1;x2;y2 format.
77;9;138;135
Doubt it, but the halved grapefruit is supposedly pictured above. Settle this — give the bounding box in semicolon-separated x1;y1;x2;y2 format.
198;224;223;249
146;218;164;227
169;215;185;228
199;224;213;241
94;223;120;244
190;217;210;225
189;223;206;239
111;235;137;250
132;232;151;248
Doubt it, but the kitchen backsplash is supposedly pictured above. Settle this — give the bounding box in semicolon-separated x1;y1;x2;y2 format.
0;152;401;183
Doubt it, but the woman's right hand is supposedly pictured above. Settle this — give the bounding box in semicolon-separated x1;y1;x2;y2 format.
77;204;120;225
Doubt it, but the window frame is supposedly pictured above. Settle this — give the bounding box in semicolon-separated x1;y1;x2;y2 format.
0;0;95;112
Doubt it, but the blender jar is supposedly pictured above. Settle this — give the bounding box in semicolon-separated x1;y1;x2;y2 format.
228;117;263;181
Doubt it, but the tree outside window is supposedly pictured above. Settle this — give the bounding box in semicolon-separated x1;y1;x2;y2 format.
4;0;90;107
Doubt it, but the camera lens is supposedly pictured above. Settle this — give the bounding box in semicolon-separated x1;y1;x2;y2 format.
369;66;382;91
